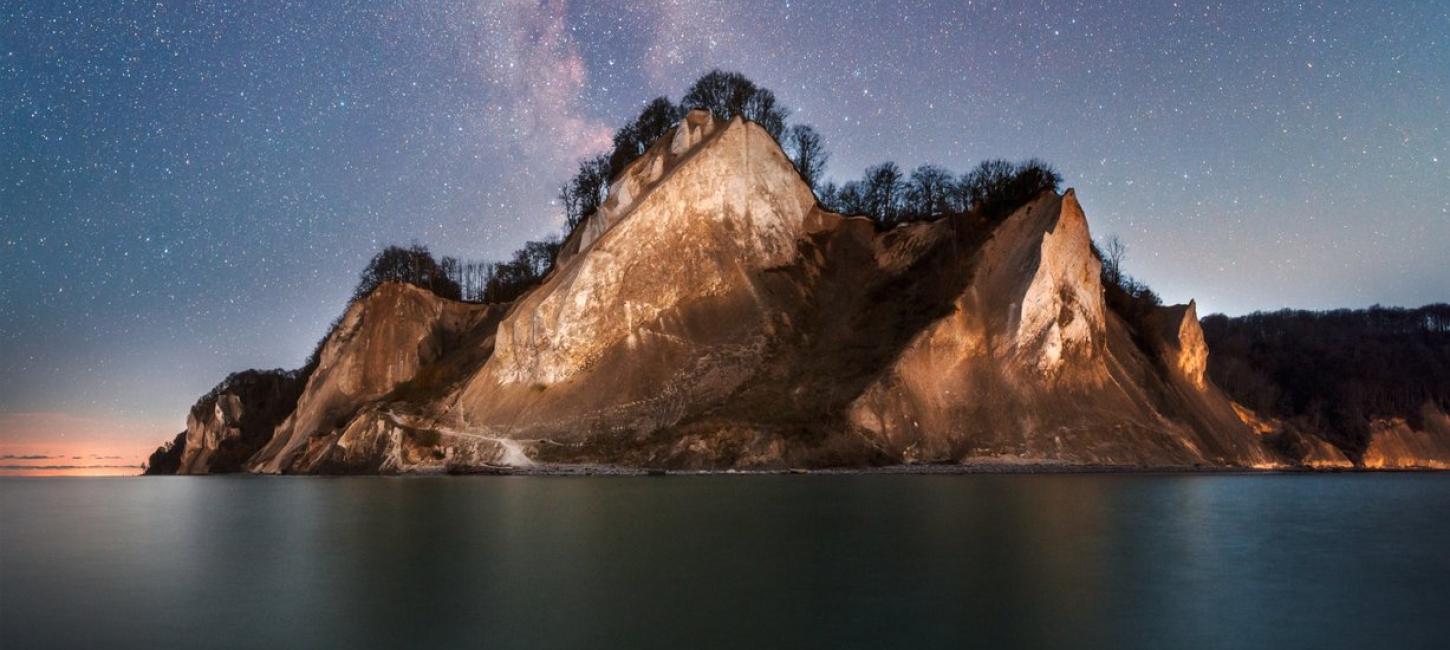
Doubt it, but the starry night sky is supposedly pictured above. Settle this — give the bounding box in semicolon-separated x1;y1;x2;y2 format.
2;1;1447;465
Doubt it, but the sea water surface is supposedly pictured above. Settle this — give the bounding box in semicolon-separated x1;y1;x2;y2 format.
2;474;1448;649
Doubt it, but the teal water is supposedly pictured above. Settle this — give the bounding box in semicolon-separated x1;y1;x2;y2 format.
2;474;1448;649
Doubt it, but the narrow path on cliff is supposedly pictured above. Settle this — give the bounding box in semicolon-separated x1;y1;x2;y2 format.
376;409;539;467
434;426;537;467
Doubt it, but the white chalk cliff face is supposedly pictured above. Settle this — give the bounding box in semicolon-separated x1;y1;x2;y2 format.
484;111;814;387
150;111;1449;473
178;395;243;473
843;192;1272;467
449;111;826;444
441;113;1270;468
249;283;501;473
1008;192;1108;381
1159;301;1209;390
170;369;304;474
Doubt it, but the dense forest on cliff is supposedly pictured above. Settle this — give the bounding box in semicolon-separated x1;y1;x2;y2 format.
1202;305;1450;459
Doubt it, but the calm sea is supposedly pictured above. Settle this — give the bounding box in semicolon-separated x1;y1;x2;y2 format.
2;474;1448;649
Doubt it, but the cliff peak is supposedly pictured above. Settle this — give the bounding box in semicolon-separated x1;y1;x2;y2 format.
1137;298;1210;392
480;112;816;389
1012;189;1108;380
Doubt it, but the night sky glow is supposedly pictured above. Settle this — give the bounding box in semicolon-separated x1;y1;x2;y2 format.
2;1;1447;468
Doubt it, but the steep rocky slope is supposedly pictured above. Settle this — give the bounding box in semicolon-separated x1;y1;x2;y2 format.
144;369;304;475
248;282;508;473
146;112;1449;473
838;196;1271;467
178;369;306;473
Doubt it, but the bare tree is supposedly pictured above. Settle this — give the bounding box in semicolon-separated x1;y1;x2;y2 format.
784;124;829;191
904;165;954;219
682;69;788;138
608;96;683;176
863;162;904;224
1100;235;1127;288
560;154;611;231
958;158;1062;220
352;244;461;302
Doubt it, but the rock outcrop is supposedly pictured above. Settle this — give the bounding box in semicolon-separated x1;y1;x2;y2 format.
1156;301;1209;390
146;111;1450;473
250;283;505;473
450;112;824;451
146;370;305;475
842;192;1271;467
1361;405;1450;469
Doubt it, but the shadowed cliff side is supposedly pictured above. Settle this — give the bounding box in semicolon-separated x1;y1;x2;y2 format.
144;369;305;475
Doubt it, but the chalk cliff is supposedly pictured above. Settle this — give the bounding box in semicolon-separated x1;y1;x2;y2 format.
145;369;305;475
1361;405;1450;470
145;112;1450;473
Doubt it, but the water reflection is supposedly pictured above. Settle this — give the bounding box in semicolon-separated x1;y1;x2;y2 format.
3;474;1448;649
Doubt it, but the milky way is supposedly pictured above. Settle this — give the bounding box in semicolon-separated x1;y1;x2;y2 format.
1;1;1446;455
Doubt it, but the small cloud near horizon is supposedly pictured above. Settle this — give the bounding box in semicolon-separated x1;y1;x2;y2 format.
0;411;172;468
0;464;139;470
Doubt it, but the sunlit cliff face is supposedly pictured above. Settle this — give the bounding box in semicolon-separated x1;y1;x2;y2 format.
485;112;815;388
127;105;1450;474
1360;406;1450;470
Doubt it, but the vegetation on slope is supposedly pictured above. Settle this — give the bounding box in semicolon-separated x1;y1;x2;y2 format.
818;158;1062;227
1093;235;1165;355
1201;305;1450;461
351;244;462;303
143;432;186;475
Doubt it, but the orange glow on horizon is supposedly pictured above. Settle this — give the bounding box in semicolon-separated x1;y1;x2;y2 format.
0;411;174;477
0;465;143;478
